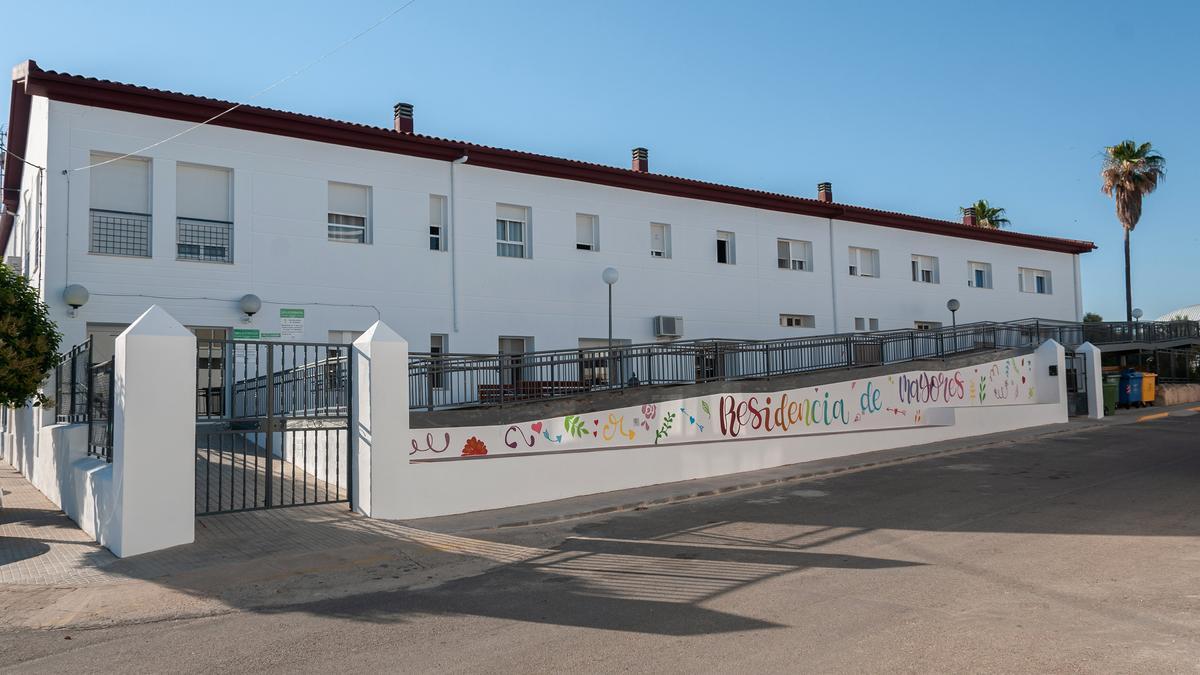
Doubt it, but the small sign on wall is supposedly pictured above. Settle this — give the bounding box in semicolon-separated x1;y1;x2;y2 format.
232;328;260;340
280;308;305;341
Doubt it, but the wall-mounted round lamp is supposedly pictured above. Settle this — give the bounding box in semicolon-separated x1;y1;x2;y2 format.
239;293;262;323
1132;308;1143;322
63;284;89;318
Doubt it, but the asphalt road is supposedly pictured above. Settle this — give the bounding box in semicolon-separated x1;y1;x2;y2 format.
3;414;1199;673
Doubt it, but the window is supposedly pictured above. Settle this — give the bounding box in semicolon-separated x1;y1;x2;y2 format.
576;213;599;251
968;261;993;289
329;330;364;345
848;246;880;277
498;336;532;385
650;222;671;258
1019;267;1052;294
854;317;880;331
777;239;813;271
190;326;229;416
328;182;370;243
430;334;448;389
429;195;447;251
578;338;632;385
779;314;816;328
911;254;940;283
496;204;530;258
89;153;151;257
914;321;942;331
176;164;233;263
716;231;736;264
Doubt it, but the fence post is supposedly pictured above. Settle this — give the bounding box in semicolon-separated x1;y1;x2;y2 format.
1076;342;1104;418
351;321;410;519
105;305;196;558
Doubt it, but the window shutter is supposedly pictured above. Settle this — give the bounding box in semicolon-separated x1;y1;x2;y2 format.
177;164;231;221
576;214;595;246
651;223;666;251
329;182;369;217
429;195;446;226
90;155;150;213
496;204;527;222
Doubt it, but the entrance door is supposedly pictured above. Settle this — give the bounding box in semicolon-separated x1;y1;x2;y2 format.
195;338;353;515
1064;350;1089;416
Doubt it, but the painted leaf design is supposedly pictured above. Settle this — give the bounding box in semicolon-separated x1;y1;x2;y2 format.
563;415;587;438
700;400;711;417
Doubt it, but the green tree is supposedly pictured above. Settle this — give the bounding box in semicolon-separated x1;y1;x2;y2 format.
960;200;1011;229
0;264;62;407
1082;312;1103;323
1101;140;1166;322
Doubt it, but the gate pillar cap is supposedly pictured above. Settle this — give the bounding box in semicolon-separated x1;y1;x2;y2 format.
120;305;194;340
354;321;406;348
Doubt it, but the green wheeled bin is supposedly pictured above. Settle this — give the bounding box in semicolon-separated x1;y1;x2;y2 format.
1102;376;1119;416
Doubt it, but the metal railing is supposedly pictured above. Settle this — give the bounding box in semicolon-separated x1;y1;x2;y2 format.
408;318;1200;411
1125;347;1200;384
176;217;233;263
88;359;115;462
89;208;151;257
55;338;92;423
196;340;350;420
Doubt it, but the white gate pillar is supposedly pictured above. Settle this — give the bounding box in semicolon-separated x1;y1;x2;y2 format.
106;305;196;557
352;321;411;518
1076;342;1105;418
1034;339;1069;423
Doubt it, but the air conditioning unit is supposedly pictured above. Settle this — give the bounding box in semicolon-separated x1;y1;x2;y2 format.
653;315;683;338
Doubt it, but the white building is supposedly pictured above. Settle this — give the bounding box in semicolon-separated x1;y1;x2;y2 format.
2;60;1095;361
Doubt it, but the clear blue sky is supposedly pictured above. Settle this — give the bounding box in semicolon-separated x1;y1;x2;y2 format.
4;0;1196;320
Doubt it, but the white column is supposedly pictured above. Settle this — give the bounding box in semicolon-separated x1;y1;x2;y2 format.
352;321;411;519
105;305;195;557
1033;339;1068;419
1076;341;1104;418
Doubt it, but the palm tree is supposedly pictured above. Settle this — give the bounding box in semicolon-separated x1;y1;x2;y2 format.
1101;140;1166;322
959;200;1011;229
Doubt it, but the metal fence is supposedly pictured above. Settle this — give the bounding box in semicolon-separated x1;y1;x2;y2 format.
55;338;92;423
408;318;1200;411
1125;347;1200;383
88;359;115;462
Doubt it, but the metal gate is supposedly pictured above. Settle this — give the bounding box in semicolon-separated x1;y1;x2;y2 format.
195;339;353;515
1064;350;1088;417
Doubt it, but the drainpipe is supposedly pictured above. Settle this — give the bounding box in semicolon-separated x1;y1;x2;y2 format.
827;217;839;333
449;153;468;332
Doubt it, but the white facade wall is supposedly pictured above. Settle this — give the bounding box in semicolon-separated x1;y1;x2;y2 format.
12;98;1082;353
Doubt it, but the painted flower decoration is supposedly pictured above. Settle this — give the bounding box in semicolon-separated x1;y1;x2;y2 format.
462;436;488;456
641;404;657;420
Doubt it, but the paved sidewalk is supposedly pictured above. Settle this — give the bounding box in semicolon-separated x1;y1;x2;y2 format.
0;465;116;586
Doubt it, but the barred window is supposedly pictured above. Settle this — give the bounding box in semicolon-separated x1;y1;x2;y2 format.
177;164;232;262
89;153;151;257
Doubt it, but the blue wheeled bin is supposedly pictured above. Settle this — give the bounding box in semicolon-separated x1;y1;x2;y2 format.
1118;370;1143;408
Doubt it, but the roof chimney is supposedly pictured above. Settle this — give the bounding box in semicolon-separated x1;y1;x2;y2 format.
817;182;833;203
393;102;414;133
962;206;977;227
632;147;649;173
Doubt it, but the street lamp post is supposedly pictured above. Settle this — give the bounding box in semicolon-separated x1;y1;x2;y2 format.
946;298;960;353
602;267;619;382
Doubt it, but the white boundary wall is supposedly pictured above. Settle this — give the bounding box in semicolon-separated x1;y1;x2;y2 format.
354;322;1068;520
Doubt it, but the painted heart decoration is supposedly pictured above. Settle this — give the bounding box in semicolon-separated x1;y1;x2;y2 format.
531;422;543;433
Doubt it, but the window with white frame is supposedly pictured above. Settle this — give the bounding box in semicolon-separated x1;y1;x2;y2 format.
496;204;530;258
914;320;942;331
1019;267;1052;294
329;330;364;344
429;195;447;251
176;163;233;263
911;254;940;283
848;246;880;277
716;231;736;264
650;222;671;258
854;317;880;331
779;314;816;328
89;153;151;257
327;182;371;243
430;333;448;389
576;213;599;251
968;261;993;289
777;238;813;271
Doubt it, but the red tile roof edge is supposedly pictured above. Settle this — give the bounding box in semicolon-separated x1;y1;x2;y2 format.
2;60;1097;255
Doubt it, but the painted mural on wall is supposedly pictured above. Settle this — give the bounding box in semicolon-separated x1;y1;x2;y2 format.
409;354;1039;461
